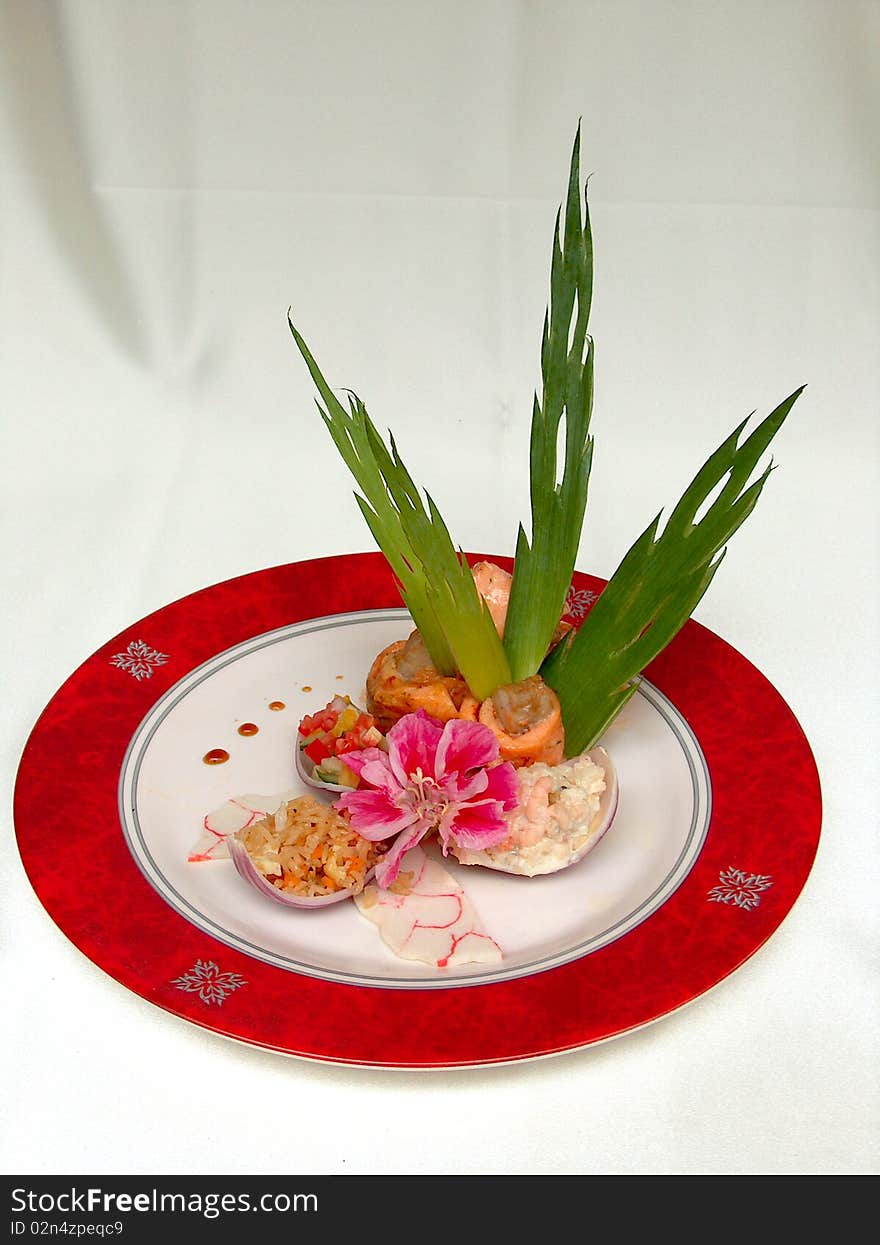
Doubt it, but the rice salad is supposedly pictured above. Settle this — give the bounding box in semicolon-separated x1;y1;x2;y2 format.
235;795;385;897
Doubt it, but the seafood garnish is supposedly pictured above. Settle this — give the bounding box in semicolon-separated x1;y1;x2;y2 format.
451;747;618;877
354;845;502;968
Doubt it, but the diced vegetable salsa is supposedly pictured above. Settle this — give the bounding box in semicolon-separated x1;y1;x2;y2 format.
298;695;385;787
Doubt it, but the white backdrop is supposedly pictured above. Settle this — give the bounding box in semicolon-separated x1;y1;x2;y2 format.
1;0;878;1174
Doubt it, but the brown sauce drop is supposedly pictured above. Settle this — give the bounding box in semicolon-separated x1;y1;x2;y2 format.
302;685;313;693
203;748;230;765
268;700;286;711
237;722;259;737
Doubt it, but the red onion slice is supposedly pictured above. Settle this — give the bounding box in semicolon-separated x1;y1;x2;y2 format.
451;746;619;877
227;833;375;909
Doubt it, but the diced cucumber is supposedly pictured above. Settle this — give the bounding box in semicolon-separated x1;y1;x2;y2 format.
314;756;360;788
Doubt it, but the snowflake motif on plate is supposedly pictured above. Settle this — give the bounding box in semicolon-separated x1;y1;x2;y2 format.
707;867;773;910
110;640;169;681
564;584;598;620
171;960;247;1005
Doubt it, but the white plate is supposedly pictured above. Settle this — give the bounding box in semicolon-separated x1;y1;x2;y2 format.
120;608;710;990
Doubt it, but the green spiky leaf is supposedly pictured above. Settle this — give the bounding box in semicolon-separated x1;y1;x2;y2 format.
288;315;455;673
504;124;596;681
288;314;511;697
362;424;512;699
541;386;805;754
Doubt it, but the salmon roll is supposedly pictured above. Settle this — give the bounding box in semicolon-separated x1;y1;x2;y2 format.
365;631;469;732
475;675;565;768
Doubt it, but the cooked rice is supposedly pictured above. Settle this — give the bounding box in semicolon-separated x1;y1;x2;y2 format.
236;795;385;897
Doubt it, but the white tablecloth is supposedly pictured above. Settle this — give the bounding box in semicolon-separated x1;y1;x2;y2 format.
1;0;877;1175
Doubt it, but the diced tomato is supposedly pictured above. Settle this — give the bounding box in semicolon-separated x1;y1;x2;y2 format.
304;737;333;764
299;703;341;737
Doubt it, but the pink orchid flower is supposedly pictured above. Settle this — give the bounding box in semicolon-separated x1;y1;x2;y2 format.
335;710;519;888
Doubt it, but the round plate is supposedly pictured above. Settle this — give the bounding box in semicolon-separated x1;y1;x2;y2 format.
14;553;822;1068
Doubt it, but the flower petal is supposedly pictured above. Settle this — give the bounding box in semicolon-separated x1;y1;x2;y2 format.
443;760;518;809
444;767;489;803
335;747;406;799
374;820;432;888
443;801;511;851
481;761;520;811
435;718;500;779
333;745;384;777
357;756;403;795
335;790;419;841
386;711;444;785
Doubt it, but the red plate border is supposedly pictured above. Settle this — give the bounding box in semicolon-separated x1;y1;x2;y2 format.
14;553;822;1068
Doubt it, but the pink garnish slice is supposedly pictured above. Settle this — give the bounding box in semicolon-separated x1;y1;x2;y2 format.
353;845;502;968
188;791;300;862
